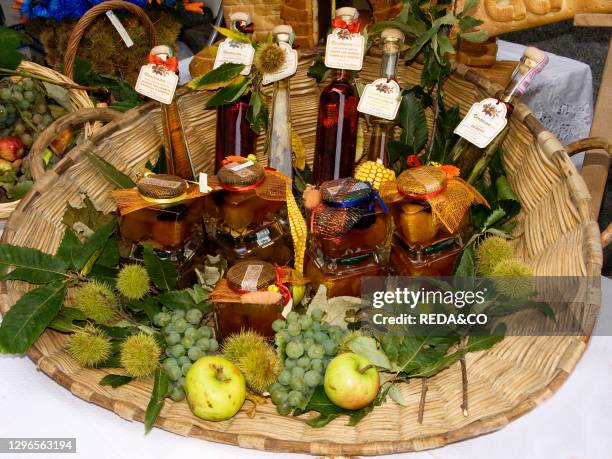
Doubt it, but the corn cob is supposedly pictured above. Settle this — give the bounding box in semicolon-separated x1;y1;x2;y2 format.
354;160;396;191
286;181;307;273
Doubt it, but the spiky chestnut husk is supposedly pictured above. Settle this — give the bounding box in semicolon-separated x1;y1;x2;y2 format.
120;333;161;378
222;331;279;393
116;264;150;300
254;43;286;74
490;258;535;299
68;324;112;367
475;236;514;275
74;281;117;324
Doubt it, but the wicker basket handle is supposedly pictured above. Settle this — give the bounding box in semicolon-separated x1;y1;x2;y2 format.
565;137;612;248
63;0;158;81
29;108;122;181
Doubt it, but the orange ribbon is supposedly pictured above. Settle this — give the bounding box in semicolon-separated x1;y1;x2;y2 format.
148;54;178;73
332;17;361;33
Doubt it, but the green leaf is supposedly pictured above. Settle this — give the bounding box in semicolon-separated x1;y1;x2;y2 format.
369;18;426;37
294;386;377;428
461;30;489;43
85;151;136;189
62;196;113;234
246;90;268;133
158;288;213;314
55;229;82;270
386;383;408;406
466;332;505;352
347;336;393;370
73;220;116;273
436;30;456;59
430;105;460;164
188;63;246;90
143;244;178;291
0;245;68;284
205;77;250;108
96;235;119;269
397;90;428;154
48;307;86;333
459;16;484;30
214;26;252;44
461;0;480;15
9;181;33;200
480;207;506;231
405;27;437;61
99;374;134;388
454;245;475;277
145;368;168;434
0;28;24;70
307;54;330;84
0;282;68;353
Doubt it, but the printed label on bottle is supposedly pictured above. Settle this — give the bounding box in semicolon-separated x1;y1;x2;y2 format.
262;42;298;86
324;31;365;71
454;98;508;149
241;264;263;291
214;39;255;75
357;78;401;120
255;228;272;247
135;64;178;105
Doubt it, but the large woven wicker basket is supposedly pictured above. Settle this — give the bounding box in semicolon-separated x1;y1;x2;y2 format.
0;53;603;455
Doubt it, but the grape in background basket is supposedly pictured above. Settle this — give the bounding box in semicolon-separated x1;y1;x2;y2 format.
154;308;218;402
269;309;345;415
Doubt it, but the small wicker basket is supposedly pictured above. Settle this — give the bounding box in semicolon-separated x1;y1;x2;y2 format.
0;52;608;455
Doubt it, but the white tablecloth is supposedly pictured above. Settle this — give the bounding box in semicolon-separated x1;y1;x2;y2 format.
1;278;611;459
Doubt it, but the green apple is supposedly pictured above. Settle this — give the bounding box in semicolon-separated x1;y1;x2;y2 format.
184;356;246;421
324;352;380;410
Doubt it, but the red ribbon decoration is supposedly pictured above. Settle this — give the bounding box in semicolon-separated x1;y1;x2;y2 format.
406;155;422;168
237;22;255;34
148;54;178;73
332;17;361;33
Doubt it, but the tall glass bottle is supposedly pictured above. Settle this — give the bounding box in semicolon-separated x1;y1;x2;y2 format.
312;7;360;184
266;25;294;179
214;12;257;172
450;46;549;184
155;46;196;181
366;28;405;166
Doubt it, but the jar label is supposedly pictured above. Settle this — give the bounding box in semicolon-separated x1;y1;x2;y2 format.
454;98;508;149
255;228;272;247
213;39;255;76
325;32;365;71
226;160;254;171
135;64;178;105
241;264;264;291
262;42;298;86
199;172;208;192
357;78;401;120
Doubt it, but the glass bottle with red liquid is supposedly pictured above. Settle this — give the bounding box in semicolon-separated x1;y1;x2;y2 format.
312;7;361;184
214;12;257;172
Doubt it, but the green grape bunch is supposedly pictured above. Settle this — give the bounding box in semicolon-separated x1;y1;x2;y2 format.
153;308;219;402
269;309;345;415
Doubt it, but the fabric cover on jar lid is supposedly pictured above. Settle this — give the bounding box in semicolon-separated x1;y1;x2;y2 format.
227;260;277;292
217;160;265;187
137;173;187;200
396;165;447;199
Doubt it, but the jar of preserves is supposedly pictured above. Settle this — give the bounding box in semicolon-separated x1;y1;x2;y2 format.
390;234;462;276
304;249;383;298
210;260;291;339
305;177;391;260
204;157;291;265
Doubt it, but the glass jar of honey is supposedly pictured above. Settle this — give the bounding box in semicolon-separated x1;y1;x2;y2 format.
304;249;383;298
212;260;289;340
308;178;391;260
117;174;204;262
203;158;291;265
390;234;462;276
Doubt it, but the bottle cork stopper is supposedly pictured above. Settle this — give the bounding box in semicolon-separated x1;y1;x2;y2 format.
381;28;405;43
230;12;251;23
336;6;359;20
523;46;547;64
150;45;173;58
272;24;294;36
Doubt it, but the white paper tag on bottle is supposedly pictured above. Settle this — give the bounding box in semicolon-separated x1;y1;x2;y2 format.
213;39;254;76
106;11;134;48
135;64;178;105
454;98;508;149
199;172;208;192
241;264;263;291
262;42;298;85
324;31;365;70
357;78;401;120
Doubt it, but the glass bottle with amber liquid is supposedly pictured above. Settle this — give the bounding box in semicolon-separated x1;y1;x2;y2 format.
215;12;257;172
366;28;405;166
312;7;361;184
450;46;549;184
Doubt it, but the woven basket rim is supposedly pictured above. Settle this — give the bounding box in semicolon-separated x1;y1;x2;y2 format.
0;54;603;455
